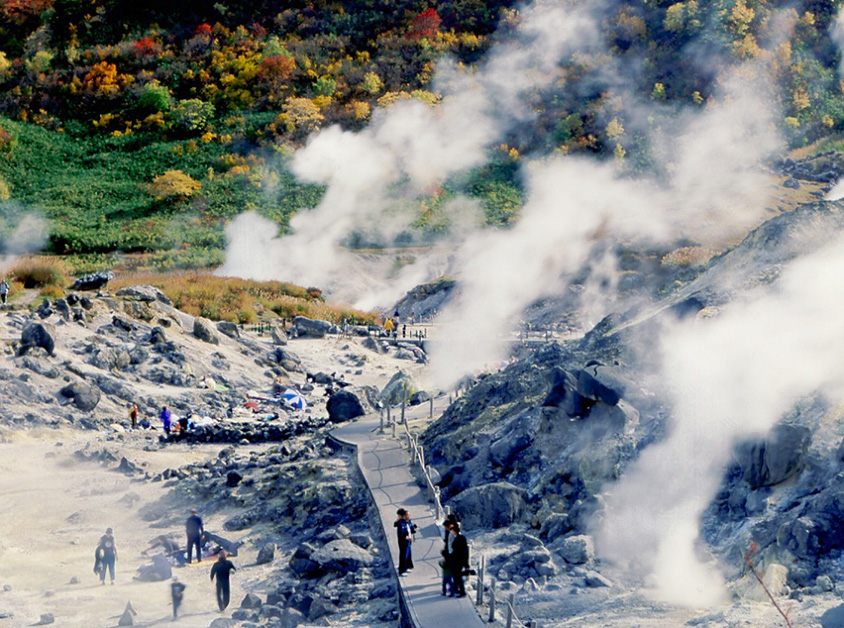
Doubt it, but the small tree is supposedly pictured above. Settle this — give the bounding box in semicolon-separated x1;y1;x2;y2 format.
408;8;442;39
171;99;214;132
148;170;201;200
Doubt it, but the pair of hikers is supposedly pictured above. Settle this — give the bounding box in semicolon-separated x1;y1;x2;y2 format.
393;508;470;597
440;513;469;597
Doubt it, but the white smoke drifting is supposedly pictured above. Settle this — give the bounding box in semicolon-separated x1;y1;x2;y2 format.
427;65;782;387
0;212;49;272
217;0;601;306
598;236;844;605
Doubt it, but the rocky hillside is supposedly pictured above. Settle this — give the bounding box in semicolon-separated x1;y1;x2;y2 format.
418;195;844;625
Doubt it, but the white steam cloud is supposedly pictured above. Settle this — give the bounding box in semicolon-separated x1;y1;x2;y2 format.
427;66;782;386
598;236;844;605
0;212;49;272
217;0;601;306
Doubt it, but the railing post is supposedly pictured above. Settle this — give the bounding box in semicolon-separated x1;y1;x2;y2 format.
379;407;384;434
506;592;515;628
488;585;496;623
401;398;406;428
429;397;433;418
476;555;484;605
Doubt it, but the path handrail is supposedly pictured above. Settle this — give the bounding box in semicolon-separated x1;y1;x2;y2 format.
473;555;544;628
399;400;444;522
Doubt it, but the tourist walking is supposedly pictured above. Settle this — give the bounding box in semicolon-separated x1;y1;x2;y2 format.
129;402;138;429
440;514;459;596
209;550;237;611
0;278;9;305
447;522;469;597
185;508;204;564
394;508;416;576
160;406;172;433
171;576;186;619
96;527;118;585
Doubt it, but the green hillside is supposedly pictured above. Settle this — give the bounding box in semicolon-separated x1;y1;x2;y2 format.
0;0;842;267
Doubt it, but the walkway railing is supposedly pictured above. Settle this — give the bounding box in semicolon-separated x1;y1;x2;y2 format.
474;555;545;628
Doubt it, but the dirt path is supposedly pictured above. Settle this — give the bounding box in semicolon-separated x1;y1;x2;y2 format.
0;429;252;628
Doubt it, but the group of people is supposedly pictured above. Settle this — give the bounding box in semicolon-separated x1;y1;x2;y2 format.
393;508;470;598
94;508;239;620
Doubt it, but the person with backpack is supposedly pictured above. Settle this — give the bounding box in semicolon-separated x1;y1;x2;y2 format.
96;527;118;585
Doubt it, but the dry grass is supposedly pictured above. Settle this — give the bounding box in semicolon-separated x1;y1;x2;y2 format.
110;271;377;325
8;256;69;289
661;246;716;268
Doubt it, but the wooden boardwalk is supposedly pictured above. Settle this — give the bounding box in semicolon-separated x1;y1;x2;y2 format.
331;409;486;628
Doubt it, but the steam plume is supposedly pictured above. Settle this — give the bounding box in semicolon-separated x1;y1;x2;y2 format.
598;235;844;605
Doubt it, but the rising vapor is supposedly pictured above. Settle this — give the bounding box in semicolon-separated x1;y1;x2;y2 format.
598;236;844;605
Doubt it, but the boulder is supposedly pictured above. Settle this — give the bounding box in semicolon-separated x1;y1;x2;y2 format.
822;604;844;628
193;318;220;344
409;390;431;406
575;365;626;406
735;423;811;489
208;619;235;628
584;571;612;588
542;367;593;418
293;316;332;338
271;327;288;345
240;593;263;609
116;284;172;305
280;608;306;628
362;336;388;354
117;604;135;626
59;381;101;412
21;357;59;379
35;614;55;625
326;390;365;424
217;321;240;339
311;539;374;573
288;543;321;578
558;535;595;565
123;300;154;322
90;347;131;371
256;543;276;565
449;482;527;529
20;322;55;356
149;327;167;345
380;371;414;406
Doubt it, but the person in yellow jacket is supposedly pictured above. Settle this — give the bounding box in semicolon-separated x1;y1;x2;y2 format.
384;318;395;336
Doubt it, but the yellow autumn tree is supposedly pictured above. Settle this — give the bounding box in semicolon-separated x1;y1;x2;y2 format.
148;170;201;200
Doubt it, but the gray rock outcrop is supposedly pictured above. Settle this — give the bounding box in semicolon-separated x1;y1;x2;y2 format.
193;317;220;344
293;317;333;338
449;482;527;529
20;322;55;356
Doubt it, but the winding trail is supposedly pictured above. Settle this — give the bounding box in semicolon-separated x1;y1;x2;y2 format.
331;405;486;628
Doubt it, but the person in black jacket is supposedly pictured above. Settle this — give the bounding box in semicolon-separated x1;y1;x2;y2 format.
185;509;204;564
447;522;469;597
209;550;237;611
394;508;416;575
